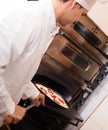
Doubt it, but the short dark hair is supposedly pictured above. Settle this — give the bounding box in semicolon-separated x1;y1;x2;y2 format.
76;2;83;8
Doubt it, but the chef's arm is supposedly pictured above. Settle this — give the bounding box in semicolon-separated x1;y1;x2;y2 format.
0;26;16;125
22;82;40;100
0;24;26;125
0;75;28;125
0;76;15;124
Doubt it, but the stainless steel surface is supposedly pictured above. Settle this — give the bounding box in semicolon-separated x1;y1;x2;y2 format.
46;34;100;82
58;15;108;63
78;15;108;50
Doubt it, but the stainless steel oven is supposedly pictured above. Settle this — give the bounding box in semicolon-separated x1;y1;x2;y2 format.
32;32;106;111
31;15;108;113
17;13;108;130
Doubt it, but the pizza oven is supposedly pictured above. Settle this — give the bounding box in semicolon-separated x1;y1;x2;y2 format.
32;29;108;109
20;15;108;129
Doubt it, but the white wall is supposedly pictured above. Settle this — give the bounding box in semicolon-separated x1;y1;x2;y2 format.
77;3;108;129
88;2;108;36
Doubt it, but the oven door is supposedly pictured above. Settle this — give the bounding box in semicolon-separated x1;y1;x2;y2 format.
78;15;108;53
46;34;100;82
59;22;108;65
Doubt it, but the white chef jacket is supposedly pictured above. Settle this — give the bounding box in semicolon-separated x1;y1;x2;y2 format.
0;0;59;126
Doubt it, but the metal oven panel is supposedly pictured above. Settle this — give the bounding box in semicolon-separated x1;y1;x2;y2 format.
78;15;108;48
46;34;100;82
74;15;108;58
59;25;107;65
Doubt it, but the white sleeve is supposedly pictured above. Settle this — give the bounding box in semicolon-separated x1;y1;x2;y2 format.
0;24;15;117
0;77;15;116
22;81;40;100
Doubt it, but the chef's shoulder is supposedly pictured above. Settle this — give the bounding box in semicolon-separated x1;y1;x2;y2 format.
0;0;40;20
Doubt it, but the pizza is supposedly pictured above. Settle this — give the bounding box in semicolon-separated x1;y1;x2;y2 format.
35;83;69;109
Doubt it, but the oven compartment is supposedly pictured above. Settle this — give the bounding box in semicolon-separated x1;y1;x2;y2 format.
78;15;108;51
46;34;100;82
32;56;86;107
73;15;108;58
59;23;108;65
32;53;95;110
73;21;108;59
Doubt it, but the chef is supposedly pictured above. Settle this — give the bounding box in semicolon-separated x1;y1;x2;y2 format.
0;0;105;129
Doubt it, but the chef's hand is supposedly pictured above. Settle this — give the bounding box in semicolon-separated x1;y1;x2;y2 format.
9;105;26;124
32;93;45;107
